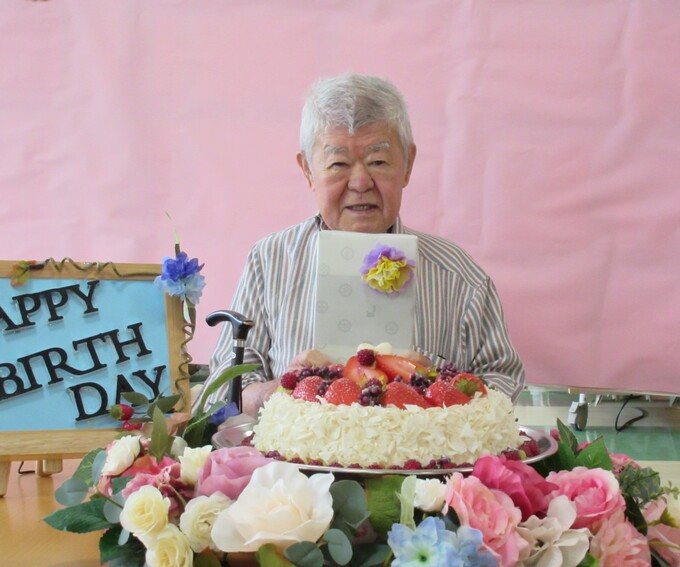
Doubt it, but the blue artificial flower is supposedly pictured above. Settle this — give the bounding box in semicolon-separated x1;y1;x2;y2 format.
154;251;206;305
451;525;498;567
208;402;240;425
387;516;463;567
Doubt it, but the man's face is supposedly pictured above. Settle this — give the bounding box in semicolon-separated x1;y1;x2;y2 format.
297;123;416;233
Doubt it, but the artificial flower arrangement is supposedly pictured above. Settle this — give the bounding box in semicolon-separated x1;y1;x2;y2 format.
44;412;680;567
43;249;680;566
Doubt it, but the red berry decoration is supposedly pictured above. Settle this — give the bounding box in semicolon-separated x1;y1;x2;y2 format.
381;382;430;409
356;348;376;366
324;378;362;405
280;371;299;390
424;380;471;407
292;376;325;402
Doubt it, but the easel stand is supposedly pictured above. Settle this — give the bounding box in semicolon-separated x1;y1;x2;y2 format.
0;430;118;497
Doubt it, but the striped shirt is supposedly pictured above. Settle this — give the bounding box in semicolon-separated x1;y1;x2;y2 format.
202;215;525;406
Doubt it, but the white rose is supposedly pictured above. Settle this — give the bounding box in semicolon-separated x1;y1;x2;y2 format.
120;485;170;543
145;523;193;567
413;478;446;513
171;436;188;459
179;492;232;552
179;445;213;485
101;435;141;475
211;461;334;552
517;495;591;567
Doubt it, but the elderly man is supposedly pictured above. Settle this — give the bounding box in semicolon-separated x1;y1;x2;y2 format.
202;72;524;416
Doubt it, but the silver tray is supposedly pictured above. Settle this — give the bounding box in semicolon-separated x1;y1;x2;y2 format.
212;423;558;477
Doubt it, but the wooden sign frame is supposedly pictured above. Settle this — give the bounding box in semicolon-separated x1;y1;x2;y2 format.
0;259;189;495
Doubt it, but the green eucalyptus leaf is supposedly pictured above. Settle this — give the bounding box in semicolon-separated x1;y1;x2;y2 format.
54;477;89;506
91;448;108;485
111;475;134;495
365;475;405;537
71;448;105;487
43;499;111;533
121;391;150;406
349;543;392;567
149;406;172;460
255;543;296;566
330;479;370;530
283;541;324;567
196;363;259;416
574;437;613;470
103;492;125;523
324;528;353;565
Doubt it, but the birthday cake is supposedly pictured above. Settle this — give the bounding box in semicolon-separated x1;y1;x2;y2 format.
251;347;525;470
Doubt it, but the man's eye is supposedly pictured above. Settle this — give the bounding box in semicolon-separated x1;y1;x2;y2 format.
370;160;387;166
329;162;348;169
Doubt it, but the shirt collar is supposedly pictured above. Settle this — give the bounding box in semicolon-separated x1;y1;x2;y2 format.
314;214;403;234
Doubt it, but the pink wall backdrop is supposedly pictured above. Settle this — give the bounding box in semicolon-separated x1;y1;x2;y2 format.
2;1;679;394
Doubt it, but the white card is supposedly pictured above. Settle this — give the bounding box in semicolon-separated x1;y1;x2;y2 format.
314;231;418;362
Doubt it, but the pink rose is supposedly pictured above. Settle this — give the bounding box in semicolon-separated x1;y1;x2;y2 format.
122;462;193;518
444;472;526;566
98;453;176;496
196;446;273;500
644;498;680;565
546;466;625;531
590;509;651;566
472;454;558;521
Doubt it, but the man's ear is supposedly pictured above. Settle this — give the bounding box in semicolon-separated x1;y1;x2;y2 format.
296;152;314;189
404;144;417;186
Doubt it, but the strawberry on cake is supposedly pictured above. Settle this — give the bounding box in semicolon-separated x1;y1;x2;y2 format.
250;346;525;470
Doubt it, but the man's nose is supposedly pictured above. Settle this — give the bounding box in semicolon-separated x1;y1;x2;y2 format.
348;163;374;192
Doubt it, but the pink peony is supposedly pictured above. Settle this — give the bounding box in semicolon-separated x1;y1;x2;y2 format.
196;446;273;500
589;509;651;566
546;466;625;531
644;498;680;565
472;454;558;521
444;472;526;566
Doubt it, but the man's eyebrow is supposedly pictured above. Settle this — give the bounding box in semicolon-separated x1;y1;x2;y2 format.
323;145;349;156
366;141;390;153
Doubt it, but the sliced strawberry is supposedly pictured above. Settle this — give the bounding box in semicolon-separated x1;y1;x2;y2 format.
291;376;324;402
453;373;487;397
424;380;471;407
324;378;362;405
343;356;388;386
375;354;428;383
381;381;430;409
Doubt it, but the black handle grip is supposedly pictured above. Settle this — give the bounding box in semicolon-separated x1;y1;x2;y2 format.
206;310;255;412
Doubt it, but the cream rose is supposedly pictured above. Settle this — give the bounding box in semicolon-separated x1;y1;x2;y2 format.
179;492;232;552
211;461;334;552
120;485;170;543
179;445;213;485
145;523;193;567
414;478;447;513
101;435;141;476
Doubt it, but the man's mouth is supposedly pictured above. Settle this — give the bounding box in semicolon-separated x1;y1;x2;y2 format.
346;204;377;211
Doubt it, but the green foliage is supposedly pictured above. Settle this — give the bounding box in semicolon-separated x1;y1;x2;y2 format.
323;528;353;565
255;544;296;566
330;479;370;533
99;525;145;566
149;405;173;460
54;477;89;506
365;475;405;537
576;552;599;566
71;448;105;487
284;541;325;567
195;364;260;417
43;498;112;533
348;543;392;567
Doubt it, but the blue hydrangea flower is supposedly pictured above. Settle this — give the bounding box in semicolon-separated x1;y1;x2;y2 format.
451;525;497;567
208;402;239;425
387;516;463;567
154;251;206;305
